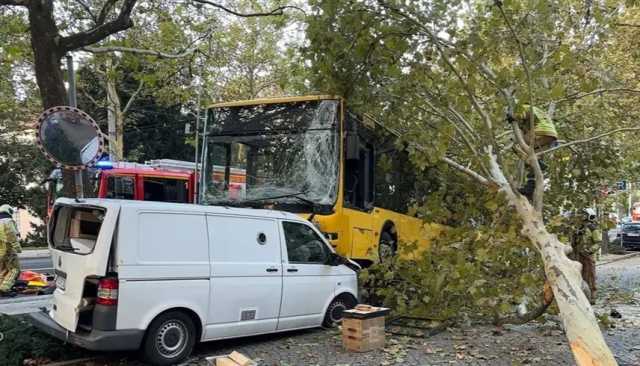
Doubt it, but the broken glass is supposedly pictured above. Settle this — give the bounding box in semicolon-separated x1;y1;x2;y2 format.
202;100;340;211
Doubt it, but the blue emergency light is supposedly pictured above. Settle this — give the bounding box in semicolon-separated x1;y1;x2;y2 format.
95;159;113;170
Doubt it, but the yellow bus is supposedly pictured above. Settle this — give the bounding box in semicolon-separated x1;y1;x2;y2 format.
202;95;434;264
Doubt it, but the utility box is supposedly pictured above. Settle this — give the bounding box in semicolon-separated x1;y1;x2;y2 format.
342;305;390;352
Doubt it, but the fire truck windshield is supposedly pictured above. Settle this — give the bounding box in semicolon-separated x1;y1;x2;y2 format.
203;100;339;210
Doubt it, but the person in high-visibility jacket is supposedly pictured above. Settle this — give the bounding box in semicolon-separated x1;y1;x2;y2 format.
572;209;602;304
514;105;559;200
0;204;21;294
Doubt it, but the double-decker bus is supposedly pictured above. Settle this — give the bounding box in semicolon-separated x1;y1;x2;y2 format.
201;95;438;264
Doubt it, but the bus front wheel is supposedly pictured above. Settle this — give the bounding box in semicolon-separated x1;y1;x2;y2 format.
378;231;396;262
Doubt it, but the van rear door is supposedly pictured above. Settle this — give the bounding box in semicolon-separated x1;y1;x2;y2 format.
48;199;120;332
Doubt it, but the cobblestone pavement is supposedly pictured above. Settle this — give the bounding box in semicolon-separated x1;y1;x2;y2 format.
595;253;640;366
181;324;574;366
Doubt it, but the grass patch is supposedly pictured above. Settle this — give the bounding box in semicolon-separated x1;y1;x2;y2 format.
0;314;90;366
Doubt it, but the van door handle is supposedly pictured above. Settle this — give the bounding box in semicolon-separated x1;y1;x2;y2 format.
266;268;279;273
287;268;298;273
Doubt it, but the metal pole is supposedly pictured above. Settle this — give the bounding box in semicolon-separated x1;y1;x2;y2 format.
193;76;202;204
628;182;632;218
105;58;118;162
66;55;77;107
66;55;84;199
199;111;209;203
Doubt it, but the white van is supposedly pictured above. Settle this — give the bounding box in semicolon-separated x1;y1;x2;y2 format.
30;198;358;365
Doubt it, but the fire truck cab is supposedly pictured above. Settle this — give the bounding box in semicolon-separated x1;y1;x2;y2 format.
46;159;198;218
98;160;196;204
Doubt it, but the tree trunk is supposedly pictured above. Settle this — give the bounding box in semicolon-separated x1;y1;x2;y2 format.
27;1;84;198
488;153;617;366
115;110;124;159
28;1;66;109
105;59;124;160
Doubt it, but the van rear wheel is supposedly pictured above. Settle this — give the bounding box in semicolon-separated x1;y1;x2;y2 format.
141;311;196;365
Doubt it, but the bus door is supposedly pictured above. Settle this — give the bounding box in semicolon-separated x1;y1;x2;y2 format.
343;137;375;259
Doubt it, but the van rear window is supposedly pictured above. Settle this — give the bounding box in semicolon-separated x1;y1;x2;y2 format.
51;206;105;254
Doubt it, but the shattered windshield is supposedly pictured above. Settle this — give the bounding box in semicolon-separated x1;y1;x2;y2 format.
202;100;340;210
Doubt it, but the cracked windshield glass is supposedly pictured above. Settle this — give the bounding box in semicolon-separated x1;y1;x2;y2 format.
203;100;339;211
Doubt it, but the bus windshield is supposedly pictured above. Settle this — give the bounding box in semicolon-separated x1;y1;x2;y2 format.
203;100;340;210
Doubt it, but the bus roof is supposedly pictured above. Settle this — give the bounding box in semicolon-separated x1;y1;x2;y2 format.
207;95;341;109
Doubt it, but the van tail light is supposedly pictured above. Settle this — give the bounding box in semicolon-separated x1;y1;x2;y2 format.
97;277;118;306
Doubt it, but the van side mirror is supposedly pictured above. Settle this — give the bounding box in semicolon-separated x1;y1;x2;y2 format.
346;133;359;160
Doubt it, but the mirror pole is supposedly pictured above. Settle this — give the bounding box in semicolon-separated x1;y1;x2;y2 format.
66;54;84;199
66;55;77;108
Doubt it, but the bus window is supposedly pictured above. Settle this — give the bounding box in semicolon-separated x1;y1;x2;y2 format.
143;178;189;203
374;149;417;214
106;175;135;200
345;142;374;210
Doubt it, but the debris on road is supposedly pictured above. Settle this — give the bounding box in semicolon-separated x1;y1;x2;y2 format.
207;351;255;366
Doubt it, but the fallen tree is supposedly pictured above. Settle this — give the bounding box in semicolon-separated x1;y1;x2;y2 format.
305;1;640;364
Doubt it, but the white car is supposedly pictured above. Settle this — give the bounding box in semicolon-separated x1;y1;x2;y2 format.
30;198;358;365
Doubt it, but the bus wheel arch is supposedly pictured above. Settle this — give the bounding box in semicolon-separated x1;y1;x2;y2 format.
379;221;397;262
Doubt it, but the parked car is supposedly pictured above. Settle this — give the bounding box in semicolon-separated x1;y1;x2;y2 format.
30;198;358;365
620;222;640;250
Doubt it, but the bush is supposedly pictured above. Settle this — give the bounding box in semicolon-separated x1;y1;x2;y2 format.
0;315;89;366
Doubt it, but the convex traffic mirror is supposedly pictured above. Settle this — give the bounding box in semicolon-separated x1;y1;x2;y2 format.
36;106;105;170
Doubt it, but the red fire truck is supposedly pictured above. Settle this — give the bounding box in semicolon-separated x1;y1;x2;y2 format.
45;159;247;217
45;159;197;217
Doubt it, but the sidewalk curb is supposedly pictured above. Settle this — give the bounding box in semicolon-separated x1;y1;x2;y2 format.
596;252;640;266
0;294;52;305
18;249;50;259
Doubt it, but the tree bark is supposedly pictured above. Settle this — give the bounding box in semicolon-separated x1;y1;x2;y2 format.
105;59;123;160
28;1;66;108
487;151;617;366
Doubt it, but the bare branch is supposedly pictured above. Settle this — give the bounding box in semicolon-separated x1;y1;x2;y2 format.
60;0;137;52
615;23;640;28
82;91;105;109
84;45;196;59
537;127;640;156
552;88;640;104
96;0;117;25
83;27;214;59
122;79;144;115
442;157;491;186
0;0;29;5
495;2;536;149
75;0;97;23
190;0;306;17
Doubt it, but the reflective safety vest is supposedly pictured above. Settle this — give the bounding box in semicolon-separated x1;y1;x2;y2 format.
0;218;20;257
518;105;558;139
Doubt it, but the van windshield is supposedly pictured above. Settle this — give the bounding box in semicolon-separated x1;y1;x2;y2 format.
51;206;105;255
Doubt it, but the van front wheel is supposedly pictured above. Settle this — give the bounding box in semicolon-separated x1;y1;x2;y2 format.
323;296;356;328
142;311;196;365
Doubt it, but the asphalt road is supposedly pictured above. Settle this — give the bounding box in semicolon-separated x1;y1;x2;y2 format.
20;256;53;272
